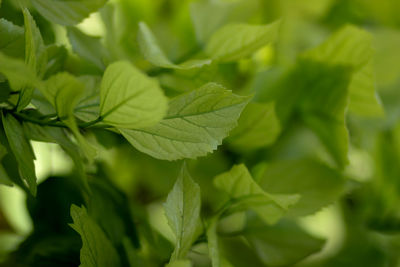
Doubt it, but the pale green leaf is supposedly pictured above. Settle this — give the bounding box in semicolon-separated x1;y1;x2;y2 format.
0;52;40;91
259;158;345;216
303;25;383;117
67;27;110;70
164;164;201;261
0;18;24;58
120;83;250;160
138;22;211;69
227;102;281;150
17;8;48;111
214;164;299;225
40;73;97;160
2;113;36;195
32;0;108;26
205;21;281;62
70;205;121;267
99;61;168;129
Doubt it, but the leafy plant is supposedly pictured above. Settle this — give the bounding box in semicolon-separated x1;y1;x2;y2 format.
0;0;399;266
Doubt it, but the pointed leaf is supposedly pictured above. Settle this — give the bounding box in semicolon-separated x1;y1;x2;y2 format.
164;164;201;261
137;22;211;69
0;52;40;91
214;164;299;225
2;113;36;195
70;205;121;267
18;8;48;111
227;102;281;150
67;27;110;70
205;21;281;62
99;61;168;129
120;83;250;160
0;18;24;58
303;25;383;117
32;0;107;26
40;72;96;160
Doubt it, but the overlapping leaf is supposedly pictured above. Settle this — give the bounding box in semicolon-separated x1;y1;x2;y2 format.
120;83;250;160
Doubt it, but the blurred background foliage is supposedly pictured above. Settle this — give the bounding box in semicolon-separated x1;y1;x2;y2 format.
1;0;400;266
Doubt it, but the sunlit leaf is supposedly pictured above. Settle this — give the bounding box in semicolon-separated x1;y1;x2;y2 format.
120;83;250;160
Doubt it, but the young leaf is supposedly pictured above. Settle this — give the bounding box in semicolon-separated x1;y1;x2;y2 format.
32;0;107;26
227;102;281;150
120;83;250;160
70;205;121;267
259;158;345;217
67;27;110;70
214;164;299;225
205;21;281;62
40;72;97;160
0;18;24;58
99;61;168;129
164;164;201;261
18;8;48;111
2;113;37;195
303;25;383;117
137;22;211;69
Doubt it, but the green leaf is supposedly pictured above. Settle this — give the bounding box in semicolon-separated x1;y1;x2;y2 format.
205;21;281;62
166;260;192;267
227;102;281;150
2;113;37;195
75;75;101;122
214;164;299;225
40;72;97;160
67;27;110;70
297;60;352;168
70;205;121;267
0;52;40;91
271;60;352;168
244;218;325;266
44;44;68;78
164;164;201;261
17;8;48;111
260;158;345;217
23;122;90;193
0;18;24;58
137;22;211;69
99;61;168;129
190;0;259;43
303;25;383;117
207;216;221;267
0;143;12;186
348;60;384;117
32;0;108;26
120;83;250;160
